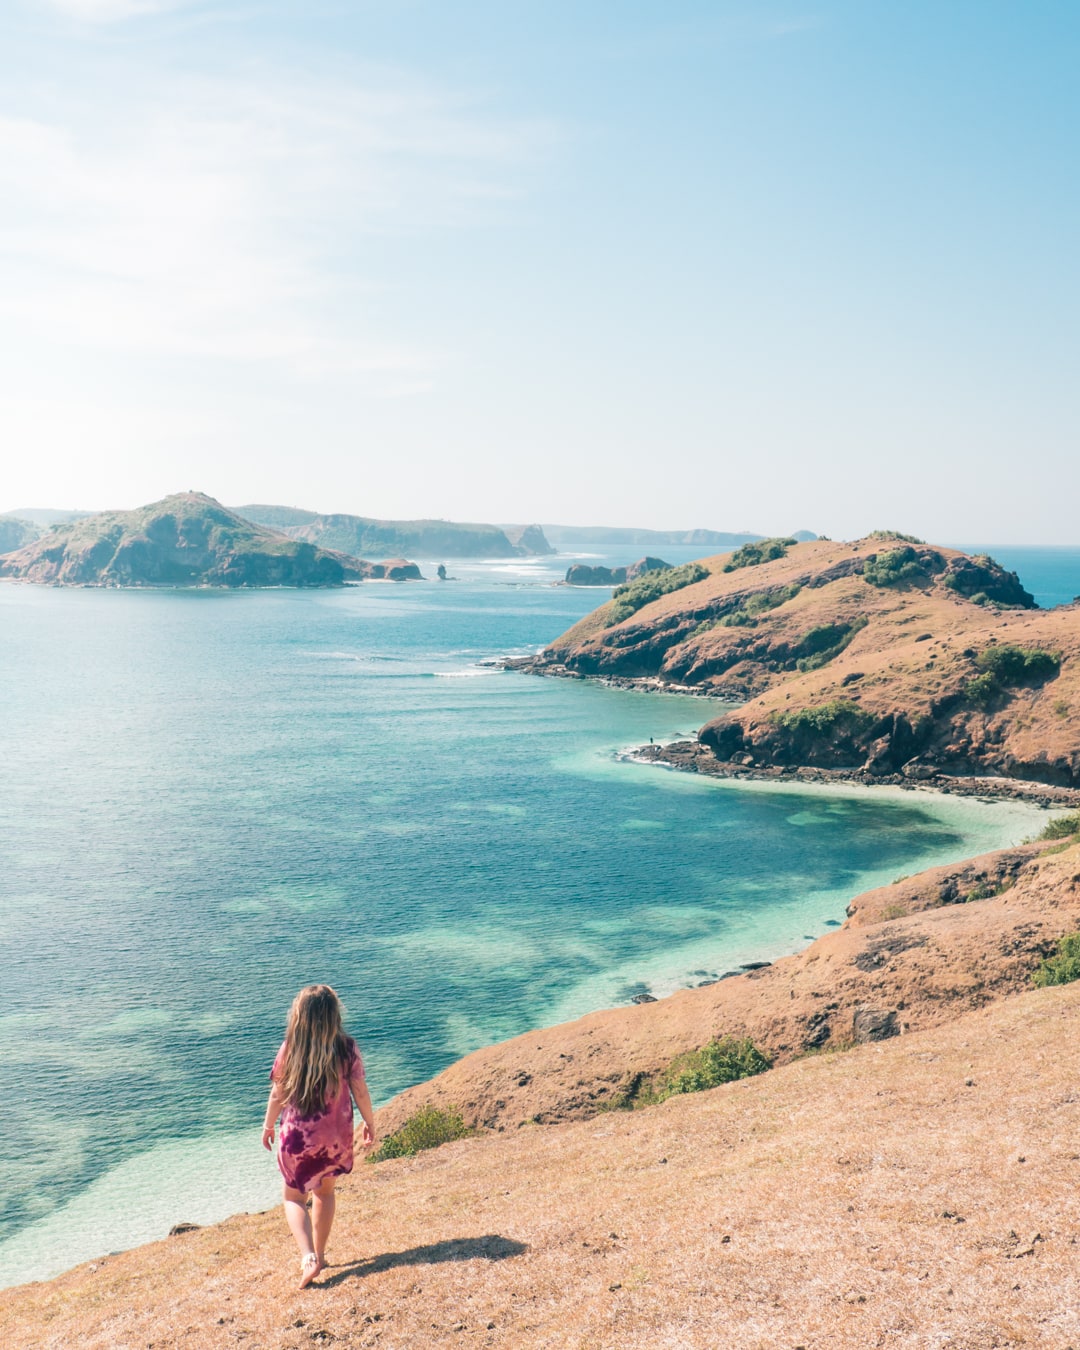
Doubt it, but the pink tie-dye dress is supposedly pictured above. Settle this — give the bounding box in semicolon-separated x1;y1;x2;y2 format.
270;1039;366;1193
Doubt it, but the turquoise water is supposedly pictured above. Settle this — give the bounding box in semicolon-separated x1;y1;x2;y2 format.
0;543;1074;1287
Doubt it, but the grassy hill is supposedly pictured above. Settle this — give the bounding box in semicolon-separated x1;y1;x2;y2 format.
525;534;1080;787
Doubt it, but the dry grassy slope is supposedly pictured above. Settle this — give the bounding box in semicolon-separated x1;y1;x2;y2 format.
5;985;1080;1350
374;837;1080;1138
541;537;1080;785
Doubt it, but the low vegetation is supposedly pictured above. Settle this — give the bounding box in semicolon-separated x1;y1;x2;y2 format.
769;698;875;739
612;1036;771;1109
795;616;868;671
1038;811;1080;842
608;561;709;624
369;1105;476;1161
966;644;1061;704
721;538;796;573
862;545;945;588
698;583;803;632
866;530;925;544
1033;932;1080;988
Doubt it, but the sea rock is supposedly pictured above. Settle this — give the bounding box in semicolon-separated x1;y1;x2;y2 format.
565;564;627;586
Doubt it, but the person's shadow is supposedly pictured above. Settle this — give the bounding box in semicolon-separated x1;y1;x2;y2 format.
320;1234;527;1287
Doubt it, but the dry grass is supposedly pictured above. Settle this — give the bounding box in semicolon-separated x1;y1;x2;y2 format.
4;985;1080;1349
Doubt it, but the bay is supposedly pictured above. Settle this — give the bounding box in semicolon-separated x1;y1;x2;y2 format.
0;539;1074;1287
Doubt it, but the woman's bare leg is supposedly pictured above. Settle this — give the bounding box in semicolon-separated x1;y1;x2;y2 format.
311;1175;337;1265
282;1184;320;1286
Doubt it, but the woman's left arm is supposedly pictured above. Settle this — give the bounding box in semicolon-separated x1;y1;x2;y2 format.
262;1081;285;1151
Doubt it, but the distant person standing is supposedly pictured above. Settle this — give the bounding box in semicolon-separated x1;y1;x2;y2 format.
262;985;377;1287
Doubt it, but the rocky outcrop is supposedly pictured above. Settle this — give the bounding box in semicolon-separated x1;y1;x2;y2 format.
368;558;423;581
0;493;395;588
502;523;556;555
564;556;671;586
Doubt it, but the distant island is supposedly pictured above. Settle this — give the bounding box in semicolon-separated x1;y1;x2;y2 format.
0;492;421;588
542;524;817;550
235;505;555;559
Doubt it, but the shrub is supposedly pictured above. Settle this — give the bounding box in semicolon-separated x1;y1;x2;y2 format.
795;616;867;672
769;698;875;738
716;582;802;629
1033;933;1080;988
608;561;709;624
866;530;925;544
613;1036;772;1109
975;644;1059;683
722;538;796;573
369;1106;475;1161
964;671;999;706
1038;811;1080;842
862;546;944;588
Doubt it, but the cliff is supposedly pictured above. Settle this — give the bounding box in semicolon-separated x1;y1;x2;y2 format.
523;534;1080;788
0;493;387;588
4;834;1080;1347
236;507;553;559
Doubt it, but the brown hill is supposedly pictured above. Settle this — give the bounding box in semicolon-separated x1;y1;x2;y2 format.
519;534;1080;787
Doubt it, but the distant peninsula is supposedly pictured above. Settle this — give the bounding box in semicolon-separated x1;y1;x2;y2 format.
235;505;554;559
0;492;415;588
542;524;817;550
514;533;1080;790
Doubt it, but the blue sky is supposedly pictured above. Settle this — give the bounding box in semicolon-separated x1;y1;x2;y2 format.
1;1;1077;540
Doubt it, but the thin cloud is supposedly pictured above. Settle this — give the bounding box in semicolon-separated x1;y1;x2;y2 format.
0;67;553;381
38;0;186;21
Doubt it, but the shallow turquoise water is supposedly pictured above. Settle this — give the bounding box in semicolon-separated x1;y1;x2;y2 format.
0;543;1074;1286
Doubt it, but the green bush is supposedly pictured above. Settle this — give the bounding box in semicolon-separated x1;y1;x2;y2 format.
866;530;925;544
716;583;802;629
608;561;709;624
369;1105;475;1162
613;1036;772;1109
975;644;1060;683
964;671;999;706
769;698;875;738
794;617;867;672
965;645;1060;706
1038;811;1080;842
862;546;944;588
1033;933;1080;988
722;538;796;573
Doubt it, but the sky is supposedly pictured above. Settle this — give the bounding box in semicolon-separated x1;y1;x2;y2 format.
0;1;1077;542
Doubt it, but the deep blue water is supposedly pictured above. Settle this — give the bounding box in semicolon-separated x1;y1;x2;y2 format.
0;541;1075;1285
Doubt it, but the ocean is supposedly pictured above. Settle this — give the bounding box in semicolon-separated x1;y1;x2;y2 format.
0;542;1075;1287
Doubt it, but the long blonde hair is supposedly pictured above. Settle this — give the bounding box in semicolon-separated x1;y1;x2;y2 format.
279;984;353;1115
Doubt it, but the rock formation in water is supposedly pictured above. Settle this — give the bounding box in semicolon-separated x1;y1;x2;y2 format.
0;492;399;588
564;556;672;585
520;533;1080;787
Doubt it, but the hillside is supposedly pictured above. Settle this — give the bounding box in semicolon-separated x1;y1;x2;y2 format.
0;515;41;554
236;507;553;559
2;837;1080;1344
520;534;1080;788
0;493;384;588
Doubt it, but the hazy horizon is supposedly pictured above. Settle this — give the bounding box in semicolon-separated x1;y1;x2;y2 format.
1;2;1077;544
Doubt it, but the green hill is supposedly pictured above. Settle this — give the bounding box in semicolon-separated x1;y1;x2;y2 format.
0;493;373;588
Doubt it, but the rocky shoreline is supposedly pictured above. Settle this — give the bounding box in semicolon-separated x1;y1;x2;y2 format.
629;738;1080;809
